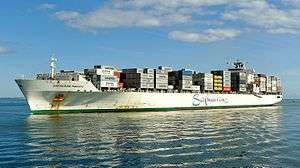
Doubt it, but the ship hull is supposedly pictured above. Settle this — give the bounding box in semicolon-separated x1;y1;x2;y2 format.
16;79;283;114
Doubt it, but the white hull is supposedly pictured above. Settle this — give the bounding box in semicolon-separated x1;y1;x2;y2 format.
16;79;283;114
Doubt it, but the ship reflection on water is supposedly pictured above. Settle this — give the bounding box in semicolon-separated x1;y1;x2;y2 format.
25;107;285;167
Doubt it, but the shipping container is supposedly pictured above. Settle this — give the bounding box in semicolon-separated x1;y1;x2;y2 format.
143;68;154;74
93;75;118;82
155;83;168;89
179;79;193;90
266;76;272;93
94;65;116;70
155;69;168;74
231;71;247;92
121;69;155;89
223;87;231;92
247;73;255;84
167;85;174;90
192;85;201;91
271;76;278;93
96;69;115;76
158;66;173;72
122;68;144;74
259;76;267;92
239;84;247;92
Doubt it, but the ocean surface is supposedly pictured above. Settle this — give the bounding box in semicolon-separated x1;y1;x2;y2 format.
0;98;299;168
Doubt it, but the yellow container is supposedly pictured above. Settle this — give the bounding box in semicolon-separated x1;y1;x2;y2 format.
214;80;222;83
214;83;222;87
214;75;222;80
214;87;223;90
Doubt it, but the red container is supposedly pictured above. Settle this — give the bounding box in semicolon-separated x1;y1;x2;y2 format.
223;87;231;92
117;82;124;88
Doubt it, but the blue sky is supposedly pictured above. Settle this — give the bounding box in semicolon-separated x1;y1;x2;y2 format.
0;0;300;98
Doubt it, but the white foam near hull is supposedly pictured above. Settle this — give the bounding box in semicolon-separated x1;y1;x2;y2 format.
16;79;283;114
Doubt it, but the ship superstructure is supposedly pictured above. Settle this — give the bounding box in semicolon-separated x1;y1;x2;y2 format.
16;56;283;114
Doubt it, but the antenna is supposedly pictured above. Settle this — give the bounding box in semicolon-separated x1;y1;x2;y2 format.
50;53;57;79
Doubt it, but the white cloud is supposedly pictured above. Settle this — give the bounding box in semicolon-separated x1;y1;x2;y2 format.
55;9;162;29
169;29;241;43
54;7;193;30
52;0;300;43
37;3;56;11
223;0;300;34
0;46;9;55
54;0;230;30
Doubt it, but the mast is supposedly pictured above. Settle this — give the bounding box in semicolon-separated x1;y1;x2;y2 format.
50;54;57;79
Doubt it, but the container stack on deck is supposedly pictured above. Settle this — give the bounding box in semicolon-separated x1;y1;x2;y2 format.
211;71;223;92
192;73;214;92
258;74;267;93
168;69;193;91
121;68;154;89
211;70;231;92
84;65;122;90
79;64;282;94
277;78;282;93
271;76;278;93
154;67;169;90
231;71;247;93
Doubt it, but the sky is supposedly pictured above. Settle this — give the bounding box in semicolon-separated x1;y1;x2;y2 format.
0;0;300;98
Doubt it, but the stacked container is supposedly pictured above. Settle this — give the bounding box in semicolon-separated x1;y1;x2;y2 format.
271;76;278;93
204;73;214;91
277;78;282;93
223;71;231;92
211;70;231;92
84;65;121;89
231;72;247;92
158;66;173;72
211;71;223;92
258;74;267;92
121;68;154;89
266;76;272;93
247;73;255;84
168;69;193;91
192;73;213;92
154;69;168;90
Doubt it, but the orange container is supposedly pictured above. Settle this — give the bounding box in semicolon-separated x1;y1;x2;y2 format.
117;82;124;88
113;71;121;78
223;87;231;92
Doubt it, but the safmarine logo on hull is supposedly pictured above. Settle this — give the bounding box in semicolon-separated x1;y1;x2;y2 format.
192;94;229;106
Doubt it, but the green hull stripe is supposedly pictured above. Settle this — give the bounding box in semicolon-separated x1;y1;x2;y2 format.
31;104;275;115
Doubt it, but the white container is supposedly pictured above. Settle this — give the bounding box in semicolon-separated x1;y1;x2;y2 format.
167;85;174;90
247;74;255;84
147;74;154;78
96;69;114;76
147;83;154;88
155;83;168;89
94;65;116;70
253;84;260;93
239;84;247;92
99;75;118;82
144;68;154;74
192;85;201;91
155;69;168;74
204;85;213;91
100;81;118;88
158;66;173;72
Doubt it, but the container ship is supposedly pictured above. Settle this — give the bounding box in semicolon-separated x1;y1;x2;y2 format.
16;56;283;114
